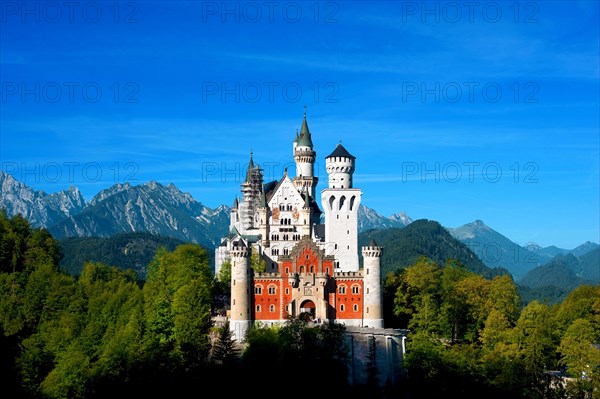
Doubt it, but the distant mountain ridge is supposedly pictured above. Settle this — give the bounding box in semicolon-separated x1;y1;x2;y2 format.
0;172;86;227
0;172;411;250
59;232;187;278
519;248;600;291
446;220;598;281
358;219;509;279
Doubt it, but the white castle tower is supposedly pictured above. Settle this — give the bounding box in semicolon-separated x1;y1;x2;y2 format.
229;240;251;341
292;111;318;199
321;143;362;271
362;239;384;328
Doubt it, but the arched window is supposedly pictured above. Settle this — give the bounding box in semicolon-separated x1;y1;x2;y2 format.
268;285;276;295
270;304;275;312
352;284;360;294
349;195;356;211
340;304;345;312
255;286;263;295
353;304;359;312
256;305;261;312
339;195;346;211
338;285;347;294
328;195;335;210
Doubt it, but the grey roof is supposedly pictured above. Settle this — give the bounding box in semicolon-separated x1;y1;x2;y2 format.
245;152;254;182
368;238;378;247
326;143;355;160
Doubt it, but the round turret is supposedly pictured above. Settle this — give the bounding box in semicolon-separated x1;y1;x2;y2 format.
325;143;355;189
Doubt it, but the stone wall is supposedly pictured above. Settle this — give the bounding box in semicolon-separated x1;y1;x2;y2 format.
345;327;409;388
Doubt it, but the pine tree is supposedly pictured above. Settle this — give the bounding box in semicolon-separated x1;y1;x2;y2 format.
212;320;237;364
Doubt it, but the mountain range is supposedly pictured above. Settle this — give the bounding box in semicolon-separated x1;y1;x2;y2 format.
1;172;597;292
446;219;599;282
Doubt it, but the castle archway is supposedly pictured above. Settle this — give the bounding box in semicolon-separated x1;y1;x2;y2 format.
300;300;316;319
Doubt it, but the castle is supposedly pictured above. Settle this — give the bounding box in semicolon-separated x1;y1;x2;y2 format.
215;111;383;342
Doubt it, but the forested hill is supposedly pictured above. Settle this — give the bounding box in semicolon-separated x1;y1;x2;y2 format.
59;232;188;278
358;219;509;279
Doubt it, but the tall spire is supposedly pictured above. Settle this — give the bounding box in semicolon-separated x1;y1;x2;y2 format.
245;151;254;182
297;107;313;147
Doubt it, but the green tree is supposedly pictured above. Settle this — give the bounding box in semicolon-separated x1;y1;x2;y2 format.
394;257;442;334
558;318;600;398
211;320;237;365
250;250;266;273
143;244;214;370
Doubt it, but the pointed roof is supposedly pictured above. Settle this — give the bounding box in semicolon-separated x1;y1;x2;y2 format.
296;111;313;148
232;196;239;209
294;129;299;143
326;143;355;160
245;151;254;182
368;238;379;247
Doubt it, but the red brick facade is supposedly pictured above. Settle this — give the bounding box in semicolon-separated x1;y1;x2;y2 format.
252;237;365;323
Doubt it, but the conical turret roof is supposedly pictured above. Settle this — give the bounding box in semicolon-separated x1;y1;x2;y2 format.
296;112;313;148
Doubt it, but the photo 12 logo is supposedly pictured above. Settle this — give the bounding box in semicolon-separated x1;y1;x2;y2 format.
1;1;140;23
1;81;140;104
401;161;539;183
2;162;139;184
201;81;339;104
200;160;324;183
200;1;339;23
400;1;539;23
401;81;539;104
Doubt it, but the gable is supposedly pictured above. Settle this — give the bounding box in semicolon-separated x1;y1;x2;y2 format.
267;175;305;213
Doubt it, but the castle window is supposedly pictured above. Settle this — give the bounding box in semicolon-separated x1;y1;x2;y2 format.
285;267;289;273
256;305;261;313
340;304;345;312
338;285;347;295
339;196;346;211
352;285;360;294
268;285;276;295
353;304;359;312
349;196;356;211
283;248;289;256
334;244;338;250
367;288;369;294
347;215;349;219
255;286;263;295
270;304;275;312
310;266;314;273
285;288;289;295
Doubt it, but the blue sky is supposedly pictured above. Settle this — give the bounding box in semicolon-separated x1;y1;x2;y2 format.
1;0;598;250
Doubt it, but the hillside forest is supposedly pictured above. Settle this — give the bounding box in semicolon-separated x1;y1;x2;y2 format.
0;211;599;399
